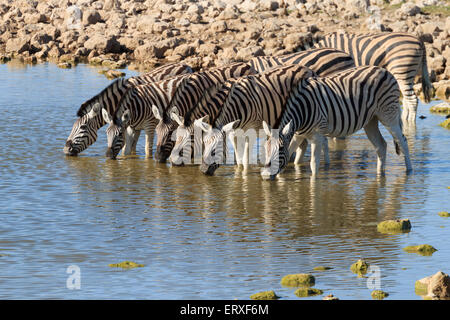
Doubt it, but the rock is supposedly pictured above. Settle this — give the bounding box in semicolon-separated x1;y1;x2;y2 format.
377;219;412;234
313;266;332;271
430;55;446;75
83;9;101;26
24;13;47;24
434;80;450;101
236;46;265;61
430;102;450;114
323;294;339;300
419;22;442;37
371;290;389;300
250;290;280;300
294;287;323;297
84;35;121;54
350;259;369;275
280;274;315;287
134;38;181;60
403;244;437;256
0;54;12;63
396;3;421;18
5;37;30;54
57;62;72;69
211;20;228;33
102;69;126;80
438;211;450;217
108;261;144;269
416;271;450;299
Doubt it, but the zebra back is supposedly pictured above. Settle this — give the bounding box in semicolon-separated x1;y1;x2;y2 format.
128;63;194;86
249;48;355;76
165;62;255;121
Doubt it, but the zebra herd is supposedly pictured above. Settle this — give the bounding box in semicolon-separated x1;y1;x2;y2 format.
64;31;433;179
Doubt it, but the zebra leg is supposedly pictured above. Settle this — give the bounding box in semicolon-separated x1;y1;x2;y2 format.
243;136;249;167
294;139;308;165
309;133;322;177
229;132;242;166
321;136;330;165
121;127;136;156
144;128;154;158
288;134;305;164
130;129;141;155
399;81;418;125
363;117;387;175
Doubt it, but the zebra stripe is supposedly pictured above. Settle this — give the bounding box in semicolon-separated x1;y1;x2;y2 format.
194;64;316;175
103;73;193;159
64;63;192;156
153;62;255;162
261;65;413;179
249;47;355;76
299;31;433;124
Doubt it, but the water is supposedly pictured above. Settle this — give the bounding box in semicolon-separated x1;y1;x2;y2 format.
0;62;449;300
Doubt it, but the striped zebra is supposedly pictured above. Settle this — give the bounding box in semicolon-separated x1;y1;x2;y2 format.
101;72;193;159
63;63;193;156
167;49;356;166
299;31;433;124
260;65;413;180
152;62;255;162
193;64;317;175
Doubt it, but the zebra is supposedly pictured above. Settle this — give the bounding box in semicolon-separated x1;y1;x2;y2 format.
298;31;433;124
63;63;193;156
101;72;193;159
169;80;236;166
193;64;317;176
152;62;255;162
260;65;413;180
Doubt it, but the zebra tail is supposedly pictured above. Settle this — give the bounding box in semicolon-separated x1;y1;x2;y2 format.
420;41;433;103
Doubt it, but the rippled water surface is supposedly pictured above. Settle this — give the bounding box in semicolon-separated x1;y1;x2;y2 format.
0;62;449;299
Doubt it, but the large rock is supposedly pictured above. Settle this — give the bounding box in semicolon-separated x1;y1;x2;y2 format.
236;46;264;61
415;271;450;299
83;34;121;54
83;9;101;26
5;37;30;54
396;3;421;18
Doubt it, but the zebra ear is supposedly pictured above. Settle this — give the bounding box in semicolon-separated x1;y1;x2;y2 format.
222;120;240;134
262;121;272;137
281;121;293;136
170;109;184;126
152;105;162;121
121;109;131;126
88;103;101;119
194;116;212;133
102;108;113;124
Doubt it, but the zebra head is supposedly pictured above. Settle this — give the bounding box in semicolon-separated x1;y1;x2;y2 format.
153;105;179;163
103;108;130;160
169;110;194;166
64;103;102;156
260;120;293;180
194;117;240;176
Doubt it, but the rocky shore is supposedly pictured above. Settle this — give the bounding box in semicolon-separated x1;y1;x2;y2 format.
0;0;449;99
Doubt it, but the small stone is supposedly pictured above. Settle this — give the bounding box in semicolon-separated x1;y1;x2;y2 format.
313;266;332;271
294;287;323;297
430;102;450;114
439;119;450;130
377;219;412;234
57;62;72;69
323;294;339;300
280;274;315;287
108;261;144;269
438;211;450;217
371;290;389;300
250;290;279;300
403;244;437;256
350;259;369;275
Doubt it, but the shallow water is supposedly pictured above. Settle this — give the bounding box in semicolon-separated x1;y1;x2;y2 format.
0;62;449;300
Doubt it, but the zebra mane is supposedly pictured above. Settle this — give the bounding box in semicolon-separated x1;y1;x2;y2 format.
76;78;128;117
112;84;136;125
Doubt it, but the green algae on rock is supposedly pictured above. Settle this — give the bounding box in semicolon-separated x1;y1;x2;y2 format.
377;219;412;234
350;259;370;275
440;119;450;130
108;261;145;269
313;266;332;271
438;211;450;217
403;244;437;256
371;290;389;300
280;274;315;287
294;287;323;298
250;290;280;300
415;279;429;296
